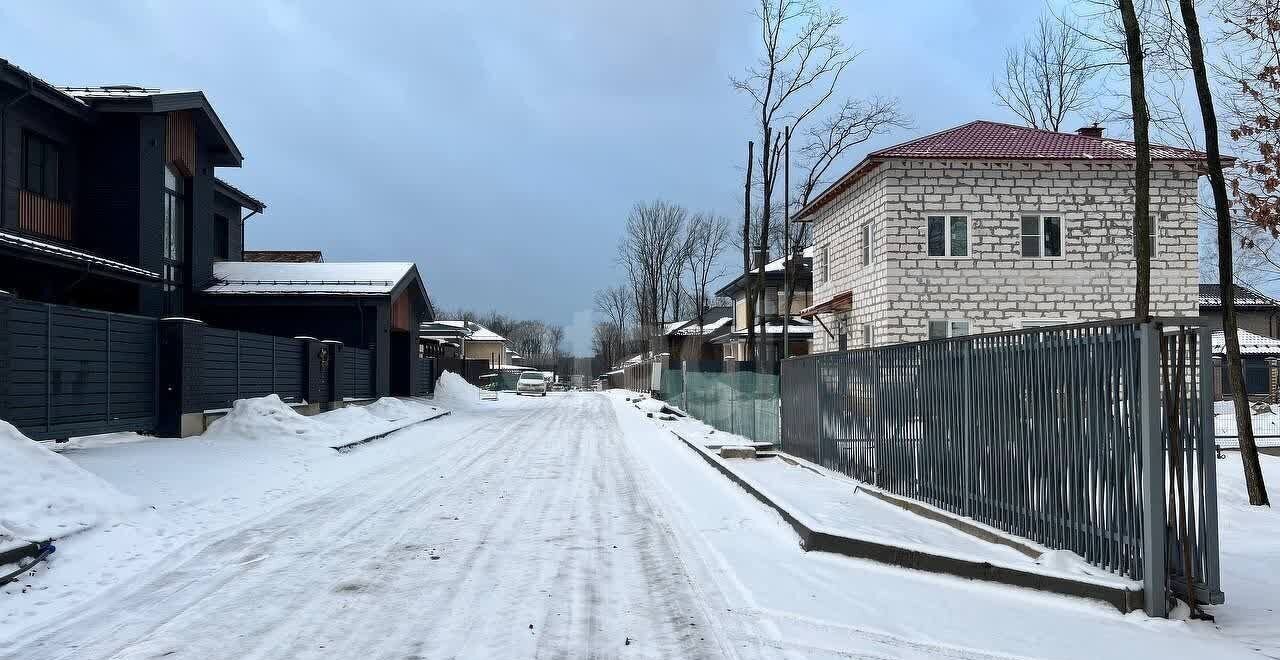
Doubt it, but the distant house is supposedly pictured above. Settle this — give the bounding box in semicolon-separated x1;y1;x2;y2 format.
422;320;510;369
1211;329;1280;400
714;247;814;363
242;250;324;263
1199;283;1280;338
797;120;1205;352
662;305;733;365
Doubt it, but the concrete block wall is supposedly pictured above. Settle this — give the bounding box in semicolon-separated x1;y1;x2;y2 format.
808;159;1201;352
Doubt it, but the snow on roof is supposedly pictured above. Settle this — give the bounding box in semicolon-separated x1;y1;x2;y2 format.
662;320;692;335
432;320;506;342
621;354;646;366
716;320;814;340
675;316;732;336
58;85;200;99
203;261;413;296
0;230;160;280
1199;283;1279;308
762;245;815;273
1212;329;1280;356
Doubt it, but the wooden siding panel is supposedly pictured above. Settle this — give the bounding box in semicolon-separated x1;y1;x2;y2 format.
166;111;197;175
17;189;73;241
390;292;411;332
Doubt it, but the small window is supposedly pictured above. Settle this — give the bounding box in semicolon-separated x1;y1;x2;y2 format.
214;215;230;260
1020;215;1062;258
821;245;830;283
862;322;873;347
837;332;848;351
23;132;62;200
927;215;969;257
861;224;872;267
927;319;970;340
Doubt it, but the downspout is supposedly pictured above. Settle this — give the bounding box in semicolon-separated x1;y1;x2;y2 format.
0;80;34;231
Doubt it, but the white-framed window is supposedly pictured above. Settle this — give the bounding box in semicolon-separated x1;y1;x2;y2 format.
1019;318;1074;329
821;244;830;282
861;224;872;267
862;322;874;347
1020;214;1063;258
927;318;970;340
926;214;970;257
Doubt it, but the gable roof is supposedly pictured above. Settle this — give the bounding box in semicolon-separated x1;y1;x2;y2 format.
796;120;1214;222
1199;283;1280;309
59;85;243;166
430;320;507;343
203;261;415;296
214;178;266;214
716;247;813;297
1211;329;1280;356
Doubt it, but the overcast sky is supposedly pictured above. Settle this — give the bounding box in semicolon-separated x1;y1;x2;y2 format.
3;1;1057;354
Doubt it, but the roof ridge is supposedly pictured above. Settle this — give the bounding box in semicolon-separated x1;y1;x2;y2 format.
867;120;987;158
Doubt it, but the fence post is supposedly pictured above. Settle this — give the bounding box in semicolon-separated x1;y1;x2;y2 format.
962;341;972;516
681;360;688;412
1197;324;1222;601
235;331;242;401
157;317;206;437
815;355;822;467
105;313;112;423
1138;321;1168;617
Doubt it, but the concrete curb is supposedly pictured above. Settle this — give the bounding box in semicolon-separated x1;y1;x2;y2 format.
331;411;452;452
670;430;1144;613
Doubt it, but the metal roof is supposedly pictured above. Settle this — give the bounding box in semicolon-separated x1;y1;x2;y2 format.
204;261;414;296
1198;283;1280;308
0;230;159;281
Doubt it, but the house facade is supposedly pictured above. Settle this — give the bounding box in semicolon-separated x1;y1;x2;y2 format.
0;58;434;402
715;247;814;364
1199;283;1280;338
798;121;1201;352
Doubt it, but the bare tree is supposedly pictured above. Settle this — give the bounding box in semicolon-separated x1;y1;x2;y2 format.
616;200;689;349
994;14;1101;131
548;324;566;364
1116;0;1154;319
685;213;730;357
733;0;906;367
593;285;632;365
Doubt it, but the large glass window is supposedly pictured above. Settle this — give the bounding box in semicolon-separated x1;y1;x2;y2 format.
927;319;970;340
927;215;969;257
1021;215;1063;258
23;132;62;200
163;165;186;315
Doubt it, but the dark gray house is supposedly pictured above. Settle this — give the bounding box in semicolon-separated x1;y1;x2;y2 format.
0;58;433;401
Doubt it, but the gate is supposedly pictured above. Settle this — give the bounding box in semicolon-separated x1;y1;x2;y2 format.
0;297;158;440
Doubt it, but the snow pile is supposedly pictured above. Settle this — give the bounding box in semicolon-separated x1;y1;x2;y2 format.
634;397;685;417
362;397;435;421
0;420;139;545
432;371;485;411
202;394;331;443
312;405;385;433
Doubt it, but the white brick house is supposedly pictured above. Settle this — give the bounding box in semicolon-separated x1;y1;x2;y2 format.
797;120;1203;353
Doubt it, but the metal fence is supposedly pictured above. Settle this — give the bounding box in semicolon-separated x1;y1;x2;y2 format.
190;327;309;412
338;346;375;400
663;365;780;446
1;299;157;440
779;318;1220;616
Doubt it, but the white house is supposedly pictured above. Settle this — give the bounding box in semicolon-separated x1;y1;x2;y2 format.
797;120;1203;352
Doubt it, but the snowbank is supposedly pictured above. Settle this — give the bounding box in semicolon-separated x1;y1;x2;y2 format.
361;397;437;421
202;394;331;443
634;397;685;417
0;421;139;546
432;371;485;410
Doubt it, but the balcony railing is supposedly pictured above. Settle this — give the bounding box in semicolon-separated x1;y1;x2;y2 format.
18;189;72;241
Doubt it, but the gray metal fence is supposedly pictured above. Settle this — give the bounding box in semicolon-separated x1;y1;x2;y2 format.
188;328;309;412
1;299;157;440
779;318;1221;616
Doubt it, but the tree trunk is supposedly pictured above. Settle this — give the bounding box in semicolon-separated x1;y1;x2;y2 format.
757;126;773;370
1180;0;1270;505
1119;0;1152;320
743;141;756;367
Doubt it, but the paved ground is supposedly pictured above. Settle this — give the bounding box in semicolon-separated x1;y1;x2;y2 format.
3;393;1262;659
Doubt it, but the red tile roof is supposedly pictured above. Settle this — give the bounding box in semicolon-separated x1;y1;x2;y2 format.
796;120;1214;221
869;120;1208;161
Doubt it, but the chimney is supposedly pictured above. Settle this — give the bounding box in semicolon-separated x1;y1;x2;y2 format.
1076;124;1104;138
753;246;768;270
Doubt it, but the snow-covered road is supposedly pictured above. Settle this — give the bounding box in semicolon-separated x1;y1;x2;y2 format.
3;392;1263;659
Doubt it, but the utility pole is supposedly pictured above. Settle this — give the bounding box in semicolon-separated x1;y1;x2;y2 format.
782;125;792;360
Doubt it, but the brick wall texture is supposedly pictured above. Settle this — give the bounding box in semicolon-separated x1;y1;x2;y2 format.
807;158;1200;353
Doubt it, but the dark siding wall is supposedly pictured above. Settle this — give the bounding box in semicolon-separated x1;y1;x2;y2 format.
1;95;85;234
213;191;243;261
80;114;141;263
197;301;379;349
188;146;215;290
138;115;166;317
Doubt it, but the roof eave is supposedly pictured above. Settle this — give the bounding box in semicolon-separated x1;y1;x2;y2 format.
87;92;244;166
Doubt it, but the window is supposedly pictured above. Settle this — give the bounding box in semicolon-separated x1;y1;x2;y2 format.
23;132;62;200
162;165;186;316
763;286;779;315
927;319;970;340
1245;359;1270;395
820;245;830;282
862;322;873;347
837;332;848;351
927;215;969;257
1020;215;1063;258
214;215;230;260
861;224;872;266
